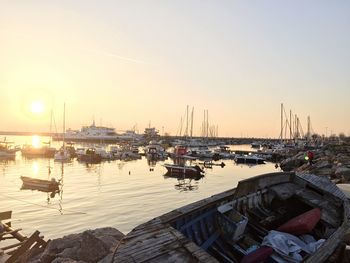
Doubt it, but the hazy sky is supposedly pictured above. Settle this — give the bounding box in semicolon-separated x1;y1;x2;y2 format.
1;1;349;137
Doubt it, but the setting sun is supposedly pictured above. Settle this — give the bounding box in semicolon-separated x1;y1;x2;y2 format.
31;101;44;114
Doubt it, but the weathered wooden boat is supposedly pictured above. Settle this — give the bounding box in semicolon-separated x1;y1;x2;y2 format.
163;163;204;177
20;176;60;192
113;172;350;262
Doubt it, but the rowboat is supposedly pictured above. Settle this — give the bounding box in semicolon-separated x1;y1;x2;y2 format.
113;172;350;262
234;154;265;164
163;163;204;177
20;176;60;192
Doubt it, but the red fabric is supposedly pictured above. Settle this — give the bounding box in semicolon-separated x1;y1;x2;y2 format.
307;151;314;159
276;208;321;235
241;246;273;263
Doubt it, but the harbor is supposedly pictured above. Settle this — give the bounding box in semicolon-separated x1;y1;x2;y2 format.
2;1;350;262
1;132;350;262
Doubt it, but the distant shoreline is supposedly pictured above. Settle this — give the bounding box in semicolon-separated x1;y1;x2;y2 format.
0;131;53;136
0;131;279;141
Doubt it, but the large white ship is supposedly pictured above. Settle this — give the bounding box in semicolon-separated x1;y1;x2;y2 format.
53;121;142;143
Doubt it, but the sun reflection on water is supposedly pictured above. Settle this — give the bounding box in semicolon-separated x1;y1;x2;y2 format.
32;135;41;148
32;161;39;176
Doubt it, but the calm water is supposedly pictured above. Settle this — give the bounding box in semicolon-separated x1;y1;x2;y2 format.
0;136;279;239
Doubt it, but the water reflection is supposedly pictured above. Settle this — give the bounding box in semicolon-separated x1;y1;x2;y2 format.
32;161;40;175
174;178;199;192
20;160;65;206
32;135;41;148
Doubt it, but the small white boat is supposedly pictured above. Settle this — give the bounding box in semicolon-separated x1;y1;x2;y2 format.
54;147;71;161
0;141;19;159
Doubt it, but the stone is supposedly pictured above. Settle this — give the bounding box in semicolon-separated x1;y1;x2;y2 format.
52;258;86;263
29;227;124;263
280;155;305;171
97;253;114;263
335;167;350;182
76;230;109;263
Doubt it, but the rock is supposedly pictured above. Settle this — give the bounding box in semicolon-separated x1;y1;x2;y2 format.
30;228;124;263
311;168;335;177
76;231;109;262
98;253;114;263
90;227;124;251
52;258;86;263
280;154;306;171
335;167;350;182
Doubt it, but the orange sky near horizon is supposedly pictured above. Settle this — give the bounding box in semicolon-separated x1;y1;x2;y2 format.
1;1;349;138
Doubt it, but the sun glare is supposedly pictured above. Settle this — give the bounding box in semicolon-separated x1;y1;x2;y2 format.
32;161;39;176
32;135;41;148
31;101;44;114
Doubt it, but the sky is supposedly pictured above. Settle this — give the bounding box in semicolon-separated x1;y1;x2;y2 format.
1;1;349;137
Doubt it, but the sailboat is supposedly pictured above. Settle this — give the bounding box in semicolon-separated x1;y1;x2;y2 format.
54;103;71;161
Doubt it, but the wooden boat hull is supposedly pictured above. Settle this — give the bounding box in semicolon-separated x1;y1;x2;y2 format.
234;156;265;164
164;164;204;176
113;172;350;262
20;176;60;192
77;154;102;163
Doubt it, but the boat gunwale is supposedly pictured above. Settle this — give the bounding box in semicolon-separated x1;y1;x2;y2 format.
114;171;350;262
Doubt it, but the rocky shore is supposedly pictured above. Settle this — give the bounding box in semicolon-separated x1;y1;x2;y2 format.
280;143;350;183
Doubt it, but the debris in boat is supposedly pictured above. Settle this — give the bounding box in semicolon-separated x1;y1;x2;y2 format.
261;230;325;262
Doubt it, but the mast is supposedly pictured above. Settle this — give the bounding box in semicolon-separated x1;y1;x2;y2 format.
307;115;311;141
203;110;205;138
190;107;194;138
185;105;189;137
206;110;209;138
280;103;283;143
179;117;183;137
49;109;53;146
63;103;66;148
289;110;292;141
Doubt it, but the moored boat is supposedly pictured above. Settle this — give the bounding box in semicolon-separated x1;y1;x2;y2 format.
0;141;19;159
234;154;265;164
20;176;60;192
77;147;102;163
163;163;204;177
113;172;350;262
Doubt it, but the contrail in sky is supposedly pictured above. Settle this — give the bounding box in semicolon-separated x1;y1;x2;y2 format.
84;48;151;65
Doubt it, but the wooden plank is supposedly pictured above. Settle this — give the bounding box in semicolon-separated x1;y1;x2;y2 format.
1;223;27;242
1;241;25;251
5;231;40;263
0;211;12;221
0;228;22;238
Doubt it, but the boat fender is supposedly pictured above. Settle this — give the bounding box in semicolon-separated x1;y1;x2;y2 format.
276;208;321;235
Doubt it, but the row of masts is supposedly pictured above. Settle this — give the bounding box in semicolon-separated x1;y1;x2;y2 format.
177;106;218;138
280;103;314;143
